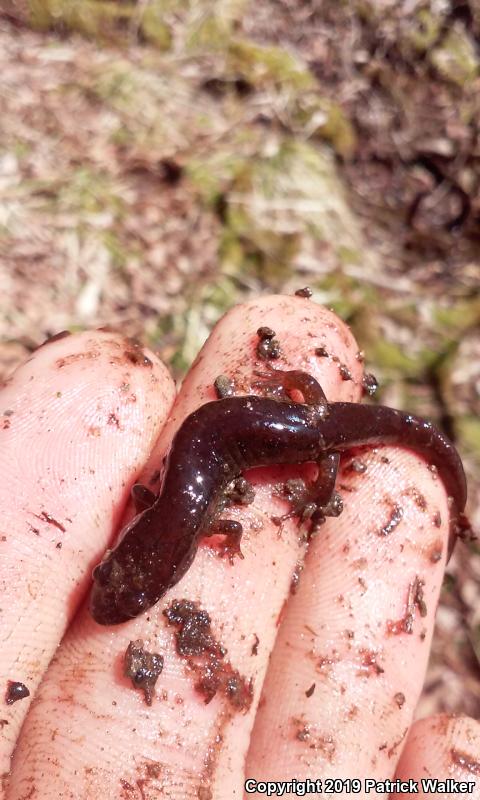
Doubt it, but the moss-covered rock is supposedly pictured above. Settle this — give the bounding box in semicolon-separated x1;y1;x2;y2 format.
433;297;480;341
402;8;442;55
30;0;136;40
225;38;313;90
292;96;356;159
429;25;479;87
456;416;480;465
369;338;436;379
220;39;356;157
189;136;369;285
28;1;355;157
57;166;126;216
139;4;172;51
29;0;245;50
183;0;246;52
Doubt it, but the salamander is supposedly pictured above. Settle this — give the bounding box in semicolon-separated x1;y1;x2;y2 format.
90;370;467;625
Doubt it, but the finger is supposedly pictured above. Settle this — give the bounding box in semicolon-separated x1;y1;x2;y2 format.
7;296;362;799
393;715;480;797
0;331;174;775
246;418;454;778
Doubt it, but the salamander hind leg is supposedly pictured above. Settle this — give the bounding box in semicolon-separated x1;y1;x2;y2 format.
309;452;343;534
252;368;329;417
274;452;343;536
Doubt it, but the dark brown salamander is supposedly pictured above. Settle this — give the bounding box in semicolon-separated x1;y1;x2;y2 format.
90;371;467;625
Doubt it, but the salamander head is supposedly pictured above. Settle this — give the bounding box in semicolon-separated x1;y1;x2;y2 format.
90;555;151;625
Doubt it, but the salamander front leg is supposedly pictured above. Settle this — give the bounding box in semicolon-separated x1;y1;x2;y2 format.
131;484;157;512
203;518;244;563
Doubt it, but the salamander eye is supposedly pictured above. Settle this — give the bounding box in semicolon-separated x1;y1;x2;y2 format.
117;590;150;619
92;559;113;586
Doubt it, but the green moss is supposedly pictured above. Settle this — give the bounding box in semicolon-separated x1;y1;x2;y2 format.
58;168;125;216
156;303;205;375
220;225;300;286
88;62;141;109
29;0;187;49
429;25;479;87
212;39;356;157
292;96;356;158
29;0;248;51
29;0;71;32
433;298;480;338
80;58;186;152
12;140;32;159
313;100;356;159
101;230;135;269
168;306;206;374
140;5;172;51
109;126;136;147
185;0;246;53
150;273;243;376
189;137;366;285
404;8;441;54
311;272;379;322
186;147;252;207
30;1;355;160
456;416;480;464
152;311;192;375
199;273;243;326
337;245;361;266
187;13;232;52
174;273;246;369
353;0;380;23
369;338;434;379
30;0;135;39
226;38;314;90
217;231;245;273
387;303;426;330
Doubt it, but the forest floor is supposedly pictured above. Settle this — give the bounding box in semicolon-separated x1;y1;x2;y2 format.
1;0;479;717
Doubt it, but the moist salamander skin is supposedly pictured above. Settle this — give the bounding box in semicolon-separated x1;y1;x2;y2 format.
90;377;467;625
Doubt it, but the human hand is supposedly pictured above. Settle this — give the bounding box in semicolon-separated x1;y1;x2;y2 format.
1;296;479;798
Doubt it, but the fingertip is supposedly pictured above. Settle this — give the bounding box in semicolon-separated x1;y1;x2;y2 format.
395;714;480;792
182;293;364;407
